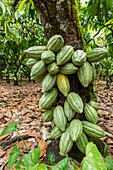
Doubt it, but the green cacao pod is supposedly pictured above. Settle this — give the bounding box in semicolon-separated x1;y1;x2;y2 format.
82;121;105;138
53;105;67;132
84;104;98;124
41;50;55;64
39;88;58;110
57;73;70;97
26;58;39;68
76;132;88;153
69;119;83;141
42;73;57;92
86;48;107;63
60;63;78;74
42;107;54;122
47;62;59;74
24;46;46;59
77;61;93;87
50;126;62;139
89;101;99;111
47;35;64;53
57;45;74;66
59;127;73;156
72;50;86;66
30;60;46;77
67;92;83;113
64;100;75;121
31;71;47;80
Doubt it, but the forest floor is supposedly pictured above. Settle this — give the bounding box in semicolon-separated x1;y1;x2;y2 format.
0;80;113;169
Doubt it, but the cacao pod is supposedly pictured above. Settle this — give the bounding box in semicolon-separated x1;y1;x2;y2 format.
69;119;83;141
53;105;67;132
86;48;108;63
60;63;78;74
57;45;74;65
84;104;98;124
76;132;88;153
72;50;86;66
64;100;75;121
30;60;46;77
50;126;62;139
26;58;39;68
42;107;54;122
42;73;57;92
24;46;46;59
89;101;99;111
39;88;58;110
41;50;55;64
67;92;83;113
82;121;105;138
47;35;64;53
77;61;93;87
47;62;59;74
59;127;73;156
57;73;70;97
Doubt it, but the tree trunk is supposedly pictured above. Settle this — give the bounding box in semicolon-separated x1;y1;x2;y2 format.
6;57;10;83
105;64;110;89
32;0;104;162
14;71;18;86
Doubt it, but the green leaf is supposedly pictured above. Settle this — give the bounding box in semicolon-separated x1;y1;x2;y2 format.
14;147;41;169
8;145;21;168
1;121;20;135
51;157;70;170
105;156;113;170
18;0;26;15
91;94;97;100
48;152;55;165
81;142;107;170
5;21;10;35
29;163;48;170
0;1;6;15
71;161;79;169
104;145;108;157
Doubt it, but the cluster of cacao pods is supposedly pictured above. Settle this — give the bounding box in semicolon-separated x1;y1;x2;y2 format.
24;35;107;156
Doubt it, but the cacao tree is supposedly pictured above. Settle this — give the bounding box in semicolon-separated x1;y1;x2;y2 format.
25;0;107;161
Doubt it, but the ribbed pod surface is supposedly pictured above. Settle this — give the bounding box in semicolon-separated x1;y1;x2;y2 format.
42;73;57;92
64;100;75;121
84;104;98;124
41;50;55;64
53;105;67;132
82;121;105;138
50;126;62;139
77;61;93;87
30;60;46;77
60;63;78;74
59;127;73;156
72;50;86;66
57;45;74;65
24;46;46;59
86;48;107;63
39;88;58;110
47;62;59;74
67;92;83;113
47;35;64;53
76;132;88;153
69;119;83;141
